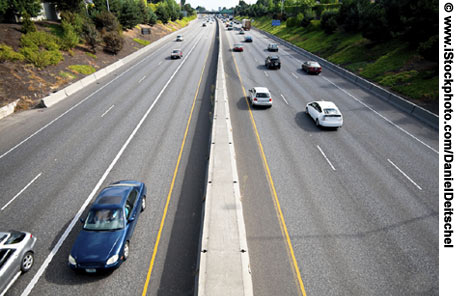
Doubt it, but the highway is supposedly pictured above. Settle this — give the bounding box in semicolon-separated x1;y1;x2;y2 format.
0;15;439;296
221;20;438;295
0;18;217;295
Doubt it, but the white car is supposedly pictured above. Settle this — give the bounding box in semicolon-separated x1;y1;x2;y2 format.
248;87;272;107
176;35;183;41
305;101;343;128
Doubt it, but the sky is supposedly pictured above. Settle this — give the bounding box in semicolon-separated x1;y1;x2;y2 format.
187;0;257;11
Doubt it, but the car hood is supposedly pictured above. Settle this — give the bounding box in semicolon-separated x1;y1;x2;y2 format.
71;229;124;263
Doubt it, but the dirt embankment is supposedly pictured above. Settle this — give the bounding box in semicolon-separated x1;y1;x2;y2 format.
0;20;186;110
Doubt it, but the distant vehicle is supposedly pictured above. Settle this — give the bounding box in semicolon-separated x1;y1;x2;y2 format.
176;35;183;41
244;35;253;42
302;61;322;75
171;49;183;59
68;181;147;273
233;43;244;52
239;29;245;34
248;87;272;108
228;26;233;30
0;231;36;295
202;23;206;27
267;43;278;52
265;55;281;69
306;101;343;128
242;19;251;30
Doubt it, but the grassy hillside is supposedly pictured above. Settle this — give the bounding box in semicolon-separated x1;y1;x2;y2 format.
240;16;438;114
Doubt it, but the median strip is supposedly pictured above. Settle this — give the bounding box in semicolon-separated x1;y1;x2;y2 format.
197;23;253;296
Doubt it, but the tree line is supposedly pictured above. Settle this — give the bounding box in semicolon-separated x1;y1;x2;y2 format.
234;0;438;61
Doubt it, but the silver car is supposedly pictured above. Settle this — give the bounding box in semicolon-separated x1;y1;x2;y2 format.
0;231;36;296
248;87;273;108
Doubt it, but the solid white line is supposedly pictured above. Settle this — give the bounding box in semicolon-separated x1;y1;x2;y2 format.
0;271;21;296
291;72;298;79
1;173;42;211
316;145;336;171
21;32;205;297
264;71;269;77
158;61;162;66
321;76;438;154
387;159;422;190
138;75;146;83
100;105;114;118
280;94;289;105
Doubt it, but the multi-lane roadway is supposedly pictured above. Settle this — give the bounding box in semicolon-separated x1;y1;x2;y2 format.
0;18;217;295
221;19;438;295
0;16;439;296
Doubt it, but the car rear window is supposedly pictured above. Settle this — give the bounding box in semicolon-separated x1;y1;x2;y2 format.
5;231;25;244
256;93;270;98
324;108;339;115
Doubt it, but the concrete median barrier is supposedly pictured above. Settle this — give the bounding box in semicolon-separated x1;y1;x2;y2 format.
42;90;67;108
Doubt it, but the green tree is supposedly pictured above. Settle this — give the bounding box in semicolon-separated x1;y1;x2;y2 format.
0;0;42;21
119;0;142;28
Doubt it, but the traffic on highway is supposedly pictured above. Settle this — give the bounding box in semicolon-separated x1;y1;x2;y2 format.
0;13;439;296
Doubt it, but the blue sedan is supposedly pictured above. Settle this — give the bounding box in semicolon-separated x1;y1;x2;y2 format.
68;180;146;273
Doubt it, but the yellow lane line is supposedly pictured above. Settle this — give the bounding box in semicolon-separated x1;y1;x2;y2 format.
142;31;213;296
230;49;307;296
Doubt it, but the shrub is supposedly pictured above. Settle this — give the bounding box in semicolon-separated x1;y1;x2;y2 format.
119;0;142;29
320;10;339;34
93;11;120;32
0;44;25;62
417;35;438;62
147;8;157;25
103;31;124;54
133;38;150;46
21;12;37;34
301;9;315;28
21;47;63;68
286;17;297;28
68;65;96;75
20;31;60;51
60;11;85;35
82;21;101;53
59;21;80;51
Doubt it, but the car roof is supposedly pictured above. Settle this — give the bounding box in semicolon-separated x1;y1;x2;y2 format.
92;185;133;209
172;49;181;52
253;87;270;93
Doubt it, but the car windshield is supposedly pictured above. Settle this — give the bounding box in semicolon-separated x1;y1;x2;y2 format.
323;108;338;114
172;50;180;53
84;208;124;231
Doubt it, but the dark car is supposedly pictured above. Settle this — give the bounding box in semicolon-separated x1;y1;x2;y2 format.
171;49;183;59
233;43;244;52
265;55;281;69
68;181;146;273
302;61;322;75
0;231;36;295
244;35;253;42
267;43;278;52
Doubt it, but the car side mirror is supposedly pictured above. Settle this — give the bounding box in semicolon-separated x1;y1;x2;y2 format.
128;217;135;223
80;218;84;223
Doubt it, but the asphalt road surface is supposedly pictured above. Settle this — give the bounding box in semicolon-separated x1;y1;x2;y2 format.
0;18;217;296
221;20;438;295
0;16;439;296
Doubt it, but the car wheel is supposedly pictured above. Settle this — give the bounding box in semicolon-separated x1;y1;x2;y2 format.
123;241;129;261
21;252;34;273
141;196;146;212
